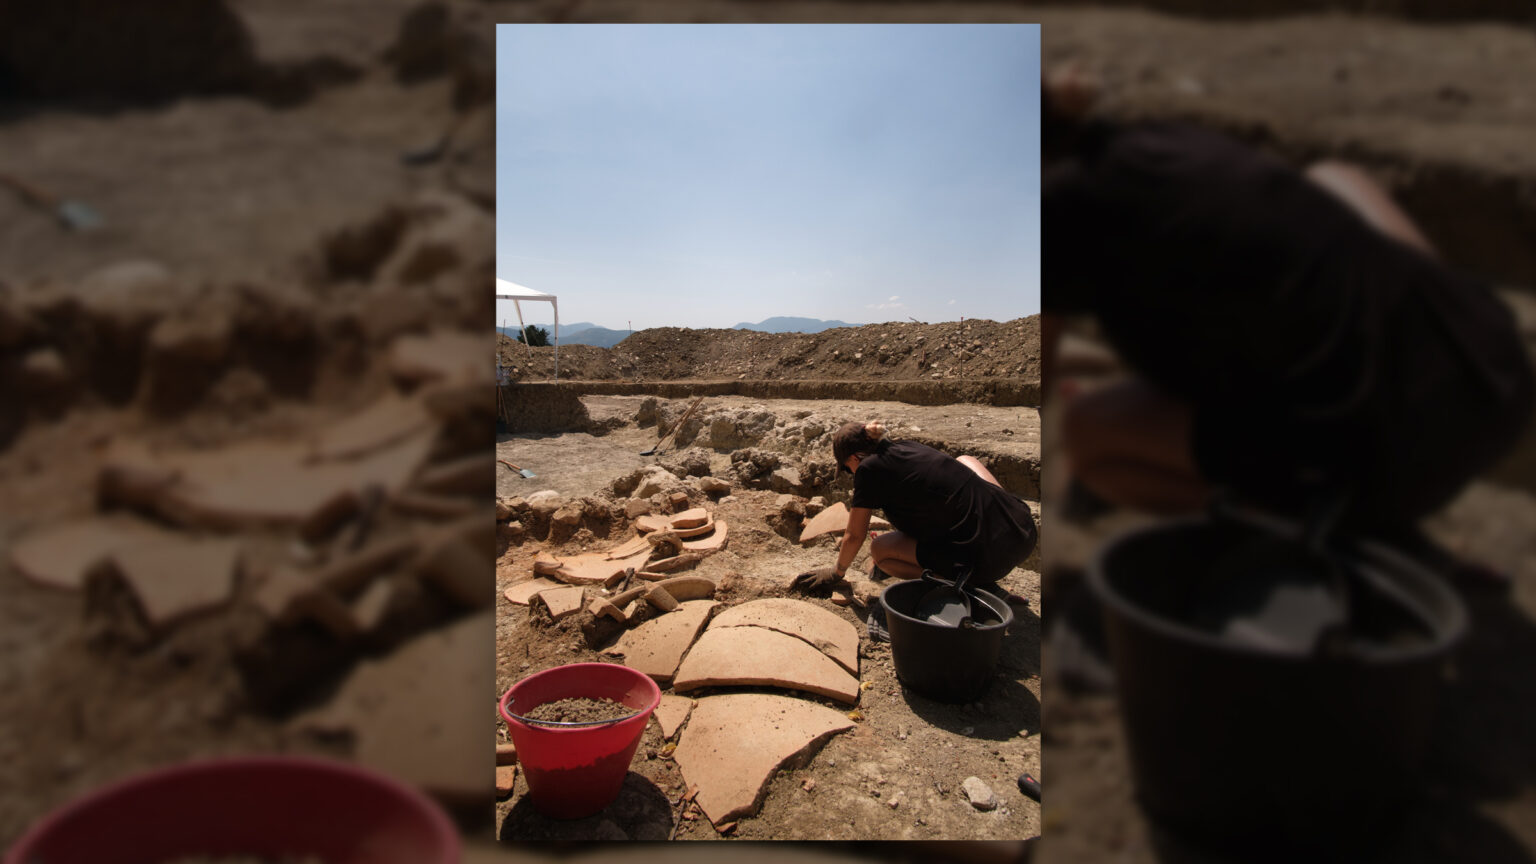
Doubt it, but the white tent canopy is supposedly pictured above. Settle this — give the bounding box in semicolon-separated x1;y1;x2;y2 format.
495;278;558;381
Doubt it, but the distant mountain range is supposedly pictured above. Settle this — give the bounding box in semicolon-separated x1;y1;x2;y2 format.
732;317;859;333
496;316;858;347
496;323;631;349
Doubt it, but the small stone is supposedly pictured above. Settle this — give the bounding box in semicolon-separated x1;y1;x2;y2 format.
552;505;582;526
495;499;513;522
669;491;690;510
806;496;827;516
625;498;652;518
700;476;731;495
962;776;997;811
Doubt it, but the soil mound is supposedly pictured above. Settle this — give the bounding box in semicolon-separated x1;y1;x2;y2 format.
497;317;1041;384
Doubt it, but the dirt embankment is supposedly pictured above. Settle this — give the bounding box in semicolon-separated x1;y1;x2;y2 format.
497;318;1041;385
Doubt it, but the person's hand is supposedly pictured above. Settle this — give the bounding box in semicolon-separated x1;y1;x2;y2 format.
790;566;846;594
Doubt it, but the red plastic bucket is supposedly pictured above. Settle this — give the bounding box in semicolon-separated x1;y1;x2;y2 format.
498;662;661;819
3;755;459;864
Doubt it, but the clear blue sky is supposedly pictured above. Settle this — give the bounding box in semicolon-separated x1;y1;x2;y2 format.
496;24;1040;332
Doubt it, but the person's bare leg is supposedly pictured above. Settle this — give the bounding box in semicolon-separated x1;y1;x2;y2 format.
1305;160;1438;259
958;455;1002;488
871;531;924;580
1062;379;1212;514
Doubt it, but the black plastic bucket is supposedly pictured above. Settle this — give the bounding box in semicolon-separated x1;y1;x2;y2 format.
1087;512;1467;854
881;579;1014;703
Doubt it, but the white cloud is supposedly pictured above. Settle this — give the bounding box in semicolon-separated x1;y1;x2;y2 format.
888;295;900;302
948;299;956;305
866;301;908;312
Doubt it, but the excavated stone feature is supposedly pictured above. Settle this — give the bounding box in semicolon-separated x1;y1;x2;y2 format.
653;694;694;739
681;520;729;553
707;598;859;675
672;626;860;704
610;600;719;684
798;501;848;544
97;535;244;630
290;612;491;803
9;517;164;590
673;693;854;826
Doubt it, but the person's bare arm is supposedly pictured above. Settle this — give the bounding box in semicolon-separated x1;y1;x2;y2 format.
836;507;874;576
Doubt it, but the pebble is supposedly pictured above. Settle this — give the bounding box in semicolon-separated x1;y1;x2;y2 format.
962;776;997;811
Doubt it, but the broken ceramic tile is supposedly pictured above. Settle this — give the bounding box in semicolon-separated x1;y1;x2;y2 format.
672;626;860;704
634;514;670;534
293;612;492;804
798;502;848;544
612;600;718;684
671;508;708;530
531;585;585;620
604;535;652;560
496;764;518;798
309;393;433;462
673;693;854;826
681;520;728;553
707;598;859;675
653;694;694;739
9;517;164;591
389;330;492;389
503;578;563;606
156;429;437;530
101;535;243;631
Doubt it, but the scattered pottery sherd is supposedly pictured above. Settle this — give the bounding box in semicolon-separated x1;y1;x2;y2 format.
291;612;492;804
681;520;729;553
653;694;694;739
708;598;859;675
309;393;432;462
503;578;564;606
798;502;848;544
673;627;860;704
671;508;709;530
634;514;671;534
674;693;854;826
100;535;243;631
9;517;163;591
531;585;585;620
611;600;719;683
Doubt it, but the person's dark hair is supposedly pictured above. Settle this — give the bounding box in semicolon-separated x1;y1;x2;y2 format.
832;421;890;473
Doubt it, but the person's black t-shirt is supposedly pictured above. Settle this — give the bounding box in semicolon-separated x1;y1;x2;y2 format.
1043;120;1532;523
850;440;1036;586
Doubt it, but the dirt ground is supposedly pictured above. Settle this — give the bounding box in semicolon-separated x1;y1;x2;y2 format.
494;395;1043;841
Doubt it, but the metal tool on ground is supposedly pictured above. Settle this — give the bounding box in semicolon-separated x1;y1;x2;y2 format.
0;172;102;231
640;395;704;456
498;459;536;479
